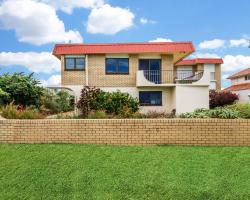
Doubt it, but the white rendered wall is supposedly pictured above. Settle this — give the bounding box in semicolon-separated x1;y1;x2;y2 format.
231;77;250;85
175;85;209;114
233;89;250;103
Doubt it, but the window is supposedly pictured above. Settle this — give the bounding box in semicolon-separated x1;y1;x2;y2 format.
65;57;85;70
139;91;162;106
106;58;129;74
245;75;250;80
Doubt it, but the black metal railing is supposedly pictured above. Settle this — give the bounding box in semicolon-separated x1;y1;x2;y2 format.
143;70;203;84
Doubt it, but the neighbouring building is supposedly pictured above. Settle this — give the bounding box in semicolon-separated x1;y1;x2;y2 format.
224;68;250;103
52;42;223;114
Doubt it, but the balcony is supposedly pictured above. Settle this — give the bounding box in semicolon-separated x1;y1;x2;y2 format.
137;70;204;87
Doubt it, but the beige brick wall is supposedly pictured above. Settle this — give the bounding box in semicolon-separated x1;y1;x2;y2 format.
88;54;138;87
1;119;250;146
61;54;174;87
61;56;86;85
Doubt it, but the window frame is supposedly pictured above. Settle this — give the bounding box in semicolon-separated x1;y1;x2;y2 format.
139;91;162;106
245;74;250;80
105;58;129;75
64;57;85;71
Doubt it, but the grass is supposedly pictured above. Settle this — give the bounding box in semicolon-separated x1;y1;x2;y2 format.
0;145;250;200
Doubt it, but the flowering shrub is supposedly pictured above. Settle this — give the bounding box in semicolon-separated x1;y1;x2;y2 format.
209;90;238;109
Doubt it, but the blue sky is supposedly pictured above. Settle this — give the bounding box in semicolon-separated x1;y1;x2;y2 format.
0;0;250;88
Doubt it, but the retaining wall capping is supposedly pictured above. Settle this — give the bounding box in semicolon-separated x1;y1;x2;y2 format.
0;119;250;146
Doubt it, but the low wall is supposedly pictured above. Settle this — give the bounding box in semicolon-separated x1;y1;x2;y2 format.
0;119;250;146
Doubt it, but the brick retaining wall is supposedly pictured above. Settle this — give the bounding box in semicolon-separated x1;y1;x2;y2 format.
0;119;250;146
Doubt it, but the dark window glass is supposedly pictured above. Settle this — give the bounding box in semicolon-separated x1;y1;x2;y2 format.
65;58;75;70
65;57;85;70
106;58;129;74
139;91;162;106
75;58;85;70
106;58;117;73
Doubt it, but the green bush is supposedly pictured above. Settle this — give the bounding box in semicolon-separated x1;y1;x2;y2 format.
19;107;42;119
77;87;139;118
41;90;74;114
88;111;107;119
0;73;44;107
95;90;139;116
226;103;250;119
0;88;10;106
180;107;241;119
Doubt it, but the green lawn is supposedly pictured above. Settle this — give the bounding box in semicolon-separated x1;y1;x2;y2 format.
0;145;250;200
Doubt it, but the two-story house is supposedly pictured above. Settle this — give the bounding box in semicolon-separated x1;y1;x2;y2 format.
224;68;250;103
53;42;223;114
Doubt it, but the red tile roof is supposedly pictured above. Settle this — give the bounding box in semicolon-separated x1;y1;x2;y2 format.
224;82;250;91
227;68;250;79
175;58;223;66
53;42;195;56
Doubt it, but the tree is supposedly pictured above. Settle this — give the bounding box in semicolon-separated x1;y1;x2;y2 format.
0;73;44;107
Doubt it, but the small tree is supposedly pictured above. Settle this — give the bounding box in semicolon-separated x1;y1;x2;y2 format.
0;73;44;107
209;90;238;109
77;86;101;117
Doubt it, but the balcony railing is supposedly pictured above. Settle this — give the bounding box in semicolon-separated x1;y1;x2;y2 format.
143;70;204;84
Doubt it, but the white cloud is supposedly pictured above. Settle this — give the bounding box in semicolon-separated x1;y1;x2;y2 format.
37;0;105;14
222;55;250;74
41;75;61;86
229;38;249;47
149;38;173;42
0;0;83;45
199;39;225;49
0;52;60;74
87;4;134;34
140;17;157;25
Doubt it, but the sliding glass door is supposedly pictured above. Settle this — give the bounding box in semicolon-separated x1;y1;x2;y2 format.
139;59;161;84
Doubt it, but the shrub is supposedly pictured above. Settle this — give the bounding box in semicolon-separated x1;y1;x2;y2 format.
77;87;139;118
0;103;43;119
41;90;74;114
95;90;139;115
19;107;43;119
77;87;101;117
180;107;240;119
0;73;44;107
0;88;10;106
208;107;240;119
0;103;19;119
209;90;238;109
226;103;250;119
88;111;107;119
146;111;175;118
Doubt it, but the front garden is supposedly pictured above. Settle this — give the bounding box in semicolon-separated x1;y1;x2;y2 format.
1;72;250;119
